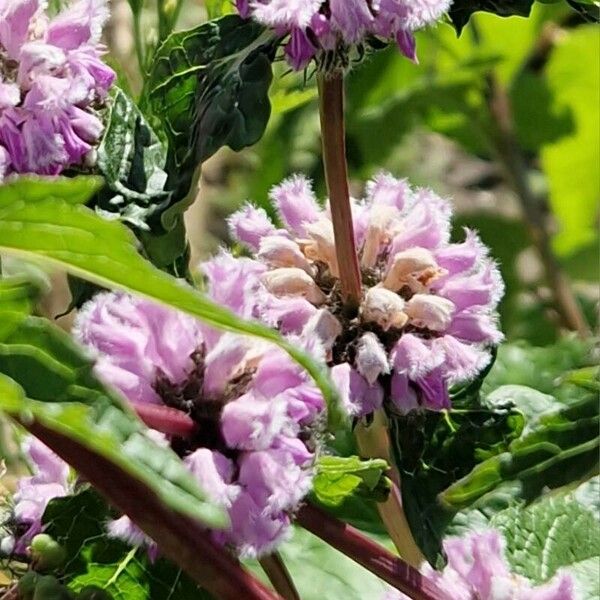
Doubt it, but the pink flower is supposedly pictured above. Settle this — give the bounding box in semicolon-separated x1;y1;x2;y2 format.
227;172;503;414
237;0;452;69
384;529;574;600
8;438;71;552
0;0;115;177
74;292;325;558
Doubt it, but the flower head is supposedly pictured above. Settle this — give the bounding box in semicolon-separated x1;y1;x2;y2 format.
384;529;574;600
74;291;325;558
228;172;503;415
0;0;115;180
238;0;452;69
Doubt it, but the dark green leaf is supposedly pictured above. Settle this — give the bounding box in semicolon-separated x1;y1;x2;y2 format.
440;392;599;510
449;0;535;34
312;456;390;507
387;402;525;564
96;88;170;232
0;177;342;428
144;15;277;215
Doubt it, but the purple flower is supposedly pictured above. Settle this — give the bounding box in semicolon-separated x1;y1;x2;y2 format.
8;438;71;552
74;292;326;558
237;0;452;69
0;0;115;177
226;172;503;415
384;529;574;600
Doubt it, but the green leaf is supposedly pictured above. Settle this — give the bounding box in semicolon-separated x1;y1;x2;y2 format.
440;392;599;510
541;26;600;257
449;0;535;34
312;456;390;507
43;490;212;600
144;15;277;213
492;494;600;584
95;88;170;232
0;275;40;313
0;177;342;429
0;313;226;529
388;402;525;564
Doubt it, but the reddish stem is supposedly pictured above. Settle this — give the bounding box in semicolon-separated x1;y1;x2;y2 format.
25;420;281;600
259;553;301;600
318;71;363;312
297;504;446;600
133;403;198;438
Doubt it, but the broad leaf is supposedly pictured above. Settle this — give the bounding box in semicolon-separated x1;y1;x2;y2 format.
0;313;225;528
441;392;599;510
491;494;600;584
0;177;342;428
144;15;277;215
312;456;390;507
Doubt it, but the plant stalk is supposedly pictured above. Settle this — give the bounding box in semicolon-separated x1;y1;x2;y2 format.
259;553;301;600
297;503;445;600
317;71;362;312
355;411;425;568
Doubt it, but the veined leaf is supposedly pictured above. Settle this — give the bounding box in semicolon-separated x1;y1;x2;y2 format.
312;456;390;507
0;177;343;428
144;15;277;218
440;392;599;510
0;312;225;528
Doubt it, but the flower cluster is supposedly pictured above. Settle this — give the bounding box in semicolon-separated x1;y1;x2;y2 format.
385;529;573;600
0;0;115;182
236;0;452;69
228;172;503;415
73;292;325;558
2;438;71;555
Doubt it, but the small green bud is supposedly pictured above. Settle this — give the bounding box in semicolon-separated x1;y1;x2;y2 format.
30;534;67;571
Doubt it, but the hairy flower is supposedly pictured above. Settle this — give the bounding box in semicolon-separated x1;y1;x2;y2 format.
4;438;71;553
237;0;452;69
74;291;325;558
228;172;503;415
0;0;115;180
384;529;574;600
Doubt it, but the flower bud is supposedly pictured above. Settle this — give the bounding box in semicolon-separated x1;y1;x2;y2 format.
355;332;390;385
300;219;339;277
383;248;442;292
361;205;401;268
361;287;408;331
405;294;455;331
258;236;313;273
261;267;326;305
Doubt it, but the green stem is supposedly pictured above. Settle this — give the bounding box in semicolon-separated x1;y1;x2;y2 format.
317;71;362;312
355;411;425;568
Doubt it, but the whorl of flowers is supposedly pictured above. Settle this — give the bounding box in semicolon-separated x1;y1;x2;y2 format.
236;0;453;69
0;0;115;182
228;172;504;415
73;292;325;558
385;529;574;600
